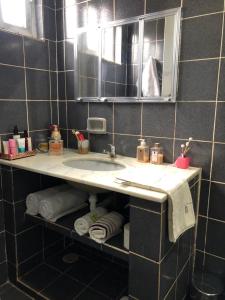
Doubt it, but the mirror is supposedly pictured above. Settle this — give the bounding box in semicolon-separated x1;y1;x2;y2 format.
101;22;139;98
141;15;176;99
76;28;99;98
75;8;181;102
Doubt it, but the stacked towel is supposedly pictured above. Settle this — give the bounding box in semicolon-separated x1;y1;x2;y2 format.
74;207;108;236
26;184;69;216
39;189;88;222
89;212;124;244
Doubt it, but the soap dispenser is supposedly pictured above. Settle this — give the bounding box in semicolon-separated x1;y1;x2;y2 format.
137;139;149;162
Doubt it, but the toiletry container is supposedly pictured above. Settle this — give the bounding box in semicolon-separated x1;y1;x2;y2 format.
150;143;163;164
136;139;149;162
49;125;64;155
78;140;89;154
123;223;130;250
49;140;64;155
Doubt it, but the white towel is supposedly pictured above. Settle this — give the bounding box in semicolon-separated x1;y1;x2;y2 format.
39;189;88;222
74;207;108;236
26;184;69;216
142;56;160;97
89;212;124;244
117;168;196;243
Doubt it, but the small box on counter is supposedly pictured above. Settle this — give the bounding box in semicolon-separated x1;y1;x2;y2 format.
49;140;64;155
0;126;35;161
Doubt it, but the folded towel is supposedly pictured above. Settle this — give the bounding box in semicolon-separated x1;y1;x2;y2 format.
117;167;196;243
89;212;124;244
167;180;195;242
74;207;108;236
26;184;69;216
39;189;88;222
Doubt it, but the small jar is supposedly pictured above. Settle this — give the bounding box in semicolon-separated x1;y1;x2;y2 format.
150;143;163;164
49;140;64;155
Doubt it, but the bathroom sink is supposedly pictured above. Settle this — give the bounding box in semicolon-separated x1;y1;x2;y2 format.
63;158;126;172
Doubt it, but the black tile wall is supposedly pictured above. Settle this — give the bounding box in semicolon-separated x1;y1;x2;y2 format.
0;1;59;287
1;0;225;295
180;14;223;60
57;0;225;288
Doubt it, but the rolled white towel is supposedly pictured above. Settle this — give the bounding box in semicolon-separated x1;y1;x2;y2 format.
26;184;70;216
39;189;88;222
89;211;124;244
74;207;108;236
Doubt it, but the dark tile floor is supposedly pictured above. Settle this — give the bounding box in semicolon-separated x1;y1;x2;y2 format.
20;246;128;300
0;282;33;300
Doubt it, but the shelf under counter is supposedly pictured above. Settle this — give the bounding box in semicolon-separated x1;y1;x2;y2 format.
25;208;129;262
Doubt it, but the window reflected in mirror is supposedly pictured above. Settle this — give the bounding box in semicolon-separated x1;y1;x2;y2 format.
0;0;44;39
77;29;99;97
101;22;139;98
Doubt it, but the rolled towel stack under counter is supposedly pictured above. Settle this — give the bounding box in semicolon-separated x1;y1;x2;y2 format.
74;207;108;236
89;211;125;244
26;184;69;216
26;184;88;222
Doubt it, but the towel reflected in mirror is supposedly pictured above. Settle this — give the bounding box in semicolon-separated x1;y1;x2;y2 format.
141;56;162;97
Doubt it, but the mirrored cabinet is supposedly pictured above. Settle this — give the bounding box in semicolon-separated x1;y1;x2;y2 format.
75;8;181;103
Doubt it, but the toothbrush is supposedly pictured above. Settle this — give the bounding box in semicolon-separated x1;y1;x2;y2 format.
72;130;85;141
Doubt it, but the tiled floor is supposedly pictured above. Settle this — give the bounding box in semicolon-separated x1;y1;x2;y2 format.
20;246;128;300
0;282;33;300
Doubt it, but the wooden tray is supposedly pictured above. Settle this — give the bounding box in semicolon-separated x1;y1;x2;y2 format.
0;150;36;161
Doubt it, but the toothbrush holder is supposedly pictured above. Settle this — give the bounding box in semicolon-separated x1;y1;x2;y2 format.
175;156;190;169
78;139;89;154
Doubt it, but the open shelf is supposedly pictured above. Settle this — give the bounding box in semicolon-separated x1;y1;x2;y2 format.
25;208;129;262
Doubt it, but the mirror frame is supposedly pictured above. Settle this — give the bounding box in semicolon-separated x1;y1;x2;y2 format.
74;7;181;103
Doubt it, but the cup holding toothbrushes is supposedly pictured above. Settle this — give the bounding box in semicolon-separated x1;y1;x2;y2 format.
78;140;89;154
72;129;89;154
175;156;190;169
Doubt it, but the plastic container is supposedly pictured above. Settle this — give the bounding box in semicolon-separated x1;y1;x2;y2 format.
78;140;89;154
175;156;190;169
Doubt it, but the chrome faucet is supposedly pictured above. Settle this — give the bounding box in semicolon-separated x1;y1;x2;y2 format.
103;144;116;158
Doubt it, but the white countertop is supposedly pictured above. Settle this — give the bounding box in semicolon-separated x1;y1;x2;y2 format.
0;149;201;203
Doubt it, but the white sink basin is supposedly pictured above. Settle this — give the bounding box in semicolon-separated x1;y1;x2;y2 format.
63;158;126;172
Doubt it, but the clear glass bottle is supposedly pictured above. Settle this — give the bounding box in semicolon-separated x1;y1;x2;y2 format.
137;139;149;162
150;143;163;164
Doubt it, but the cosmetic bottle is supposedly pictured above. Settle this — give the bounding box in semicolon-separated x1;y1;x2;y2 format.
13;125;20;140
2;141;9;155
24;130;32;151
150;143;163;164
136;139;149;162
9;139;18;155
50;125;61;141
17;138;25;153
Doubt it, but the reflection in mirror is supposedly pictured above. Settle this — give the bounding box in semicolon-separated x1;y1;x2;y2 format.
77;29;99;98
101;22;139;98
75;8;181;102
141;15;175;98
